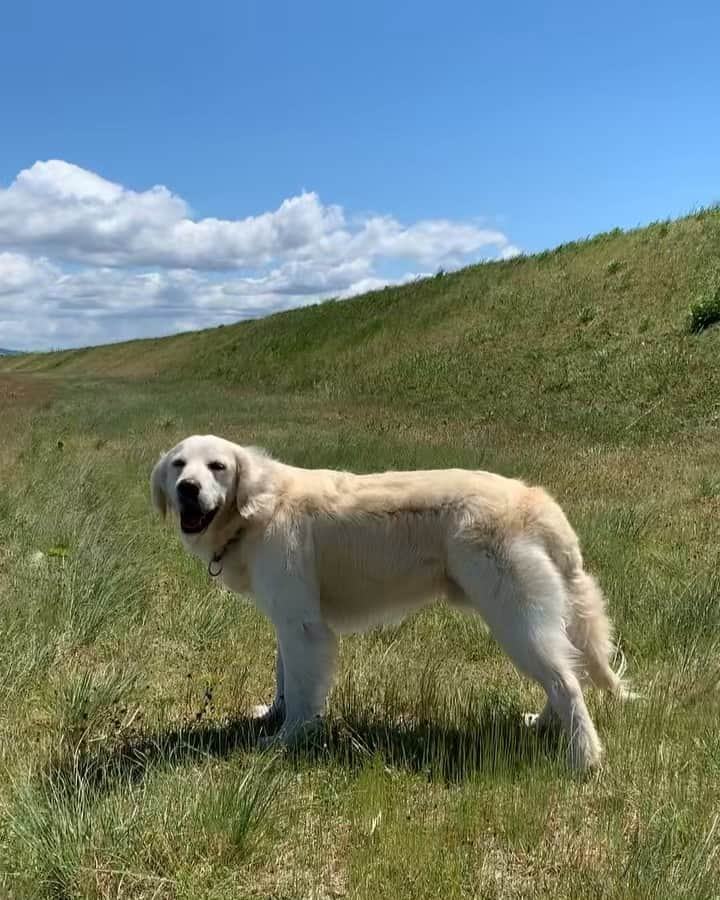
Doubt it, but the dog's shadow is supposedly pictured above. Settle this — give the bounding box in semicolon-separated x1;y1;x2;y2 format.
43;702;564;801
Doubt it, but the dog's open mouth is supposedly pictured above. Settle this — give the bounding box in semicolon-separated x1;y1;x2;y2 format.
180;506;218;535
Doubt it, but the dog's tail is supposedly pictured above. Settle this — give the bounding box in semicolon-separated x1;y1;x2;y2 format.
564;567;638;700
525;487;638;700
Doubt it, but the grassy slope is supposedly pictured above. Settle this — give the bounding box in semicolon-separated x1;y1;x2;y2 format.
5;207;720;443
0;209;719;899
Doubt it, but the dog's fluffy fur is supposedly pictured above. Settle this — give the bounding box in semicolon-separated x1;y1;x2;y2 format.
151;434;631;770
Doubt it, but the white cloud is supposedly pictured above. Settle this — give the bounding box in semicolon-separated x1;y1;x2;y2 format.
0;251;57;296
499;244;523;260
0;160;515;270
0;160;521;350
0;160;343;269
345;216;509;268
0;252;422;351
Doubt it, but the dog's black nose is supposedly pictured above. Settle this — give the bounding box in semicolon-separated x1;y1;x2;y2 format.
177;479;200;500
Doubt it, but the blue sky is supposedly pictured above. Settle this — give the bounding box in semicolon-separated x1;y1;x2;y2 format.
1;0;719;350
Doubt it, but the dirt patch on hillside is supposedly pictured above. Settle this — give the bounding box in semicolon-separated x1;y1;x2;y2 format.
0;376;56;466
0;375;55;411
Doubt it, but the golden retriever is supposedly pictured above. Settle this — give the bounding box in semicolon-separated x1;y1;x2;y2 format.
151;435;632;770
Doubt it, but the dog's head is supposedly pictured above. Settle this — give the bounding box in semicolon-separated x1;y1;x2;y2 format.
150;435;272;539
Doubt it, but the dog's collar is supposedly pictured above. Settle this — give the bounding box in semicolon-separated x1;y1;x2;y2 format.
208;526;245;577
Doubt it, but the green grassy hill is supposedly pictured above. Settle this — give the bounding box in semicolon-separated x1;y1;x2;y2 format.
1;209;719;899
5;207;720;444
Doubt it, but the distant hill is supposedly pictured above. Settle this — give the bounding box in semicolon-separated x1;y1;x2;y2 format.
0;348;22;356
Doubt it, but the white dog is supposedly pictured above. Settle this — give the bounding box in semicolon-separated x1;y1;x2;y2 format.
151;435;631;770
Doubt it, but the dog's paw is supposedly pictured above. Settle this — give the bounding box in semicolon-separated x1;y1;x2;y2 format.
523;703;558;732
257;716;324;752
567;728;604;774
252;703;278;722
252;701;285;729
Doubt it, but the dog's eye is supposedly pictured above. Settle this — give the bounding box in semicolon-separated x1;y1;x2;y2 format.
208;461;226;472
171;459;185;469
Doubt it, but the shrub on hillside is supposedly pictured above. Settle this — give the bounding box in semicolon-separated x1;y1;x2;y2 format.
688;272;720;333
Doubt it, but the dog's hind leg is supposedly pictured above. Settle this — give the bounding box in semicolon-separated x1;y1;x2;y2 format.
449;538;603;771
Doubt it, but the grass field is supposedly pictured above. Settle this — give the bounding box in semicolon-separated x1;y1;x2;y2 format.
1;209;719;898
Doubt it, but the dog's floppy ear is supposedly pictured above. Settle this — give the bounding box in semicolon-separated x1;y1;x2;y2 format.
150;452;169;519
234;445;275;523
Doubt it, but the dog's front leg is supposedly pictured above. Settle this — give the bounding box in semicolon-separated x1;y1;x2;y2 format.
266;619;338;746
252;642;286;729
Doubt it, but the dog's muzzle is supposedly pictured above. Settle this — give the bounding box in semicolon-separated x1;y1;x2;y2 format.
177;480;218;534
